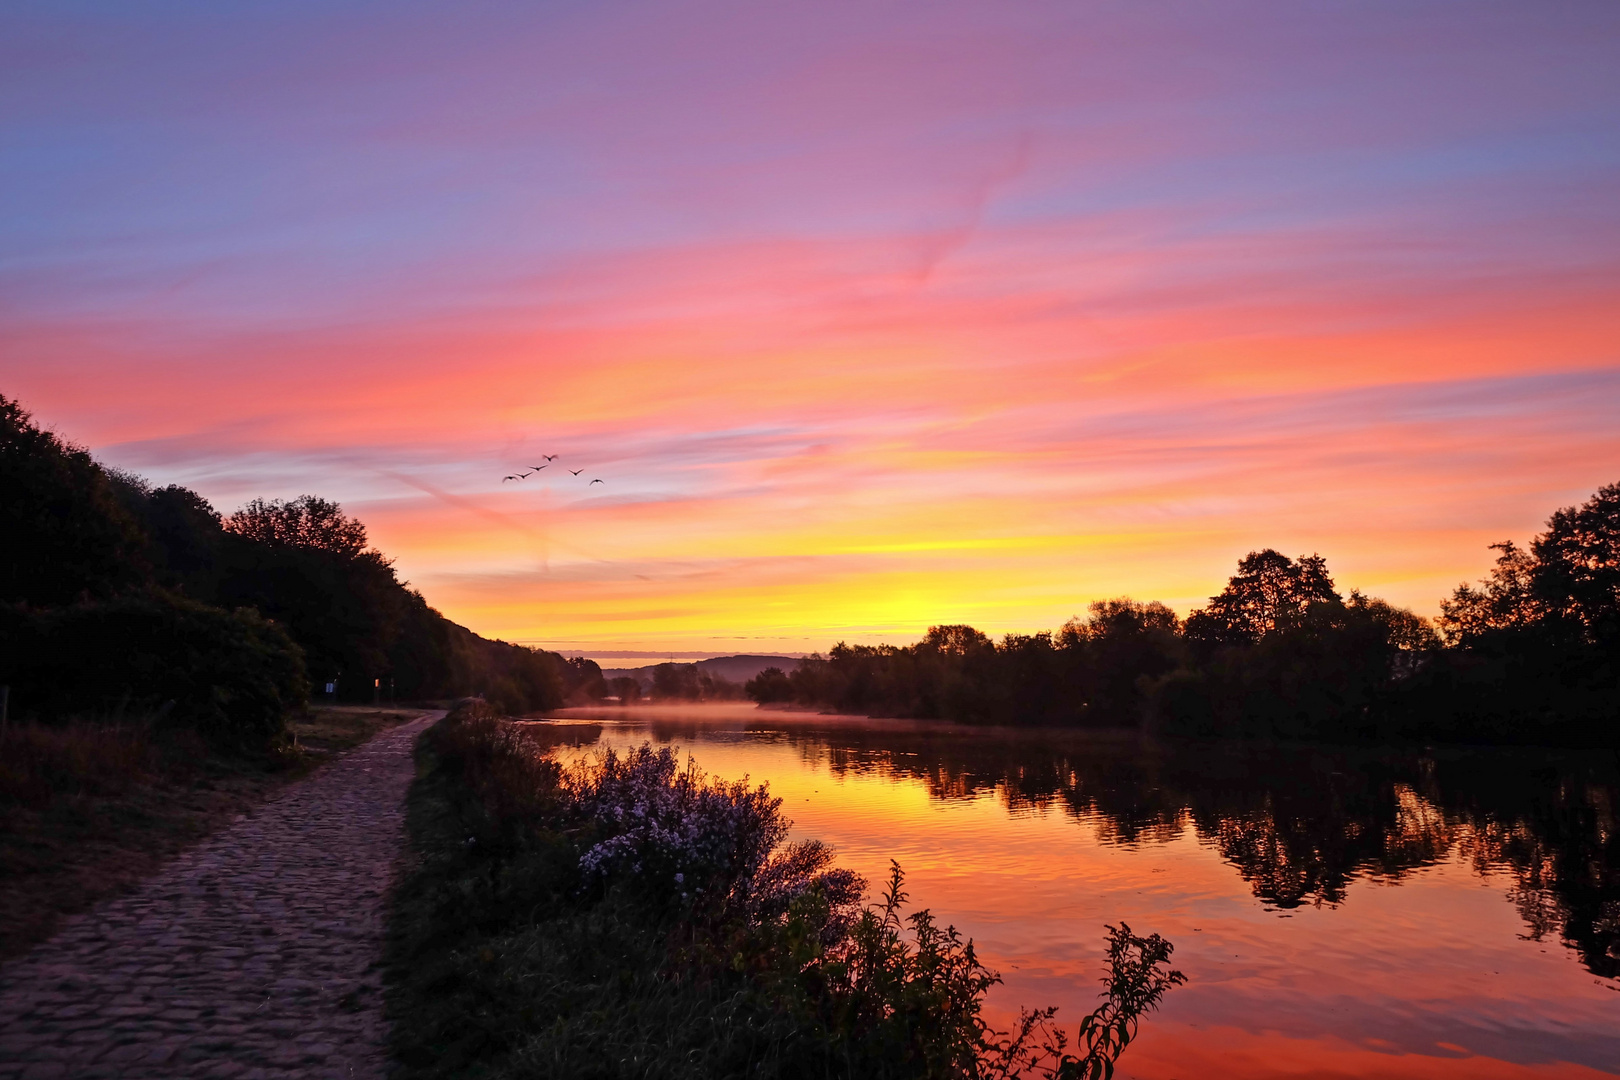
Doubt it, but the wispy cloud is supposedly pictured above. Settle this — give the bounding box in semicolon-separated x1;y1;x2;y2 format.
4;0;1618;652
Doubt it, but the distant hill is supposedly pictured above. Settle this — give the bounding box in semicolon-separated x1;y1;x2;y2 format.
601;654;801;687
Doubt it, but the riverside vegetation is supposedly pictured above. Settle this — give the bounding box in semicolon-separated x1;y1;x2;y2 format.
0;391;600;951
1;389;611;777
387;702;1184;1080
748;482;1620;746
1;391;607;740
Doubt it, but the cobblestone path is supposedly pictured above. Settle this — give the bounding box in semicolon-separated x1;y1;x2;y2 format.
0;714;437;1080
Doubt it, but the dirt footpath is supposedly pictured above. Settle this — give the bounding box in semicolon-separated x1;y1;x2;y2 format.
0;713;437;1079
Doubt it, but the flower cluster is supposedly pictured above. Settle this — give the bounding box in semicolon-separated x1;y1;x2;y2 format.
570;743;862;929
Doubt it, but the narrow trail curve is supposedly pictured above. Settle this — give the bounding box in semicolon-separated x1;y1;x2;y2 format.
0;713;439;1080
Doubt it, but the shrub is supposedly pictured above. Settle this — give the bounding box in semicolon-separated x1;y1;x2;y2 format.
571;744;864;931
1006;922;1187;1080
0;590;307;744
425;699;566;852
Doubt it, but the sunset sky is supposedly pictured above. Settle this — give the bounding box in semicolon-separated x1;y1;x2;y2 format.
4;1;1618;659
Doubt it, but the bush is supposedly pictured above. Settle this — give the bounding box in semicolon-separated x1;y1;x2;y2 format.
425;699;567;852
572;744;864;929
0;590;308;744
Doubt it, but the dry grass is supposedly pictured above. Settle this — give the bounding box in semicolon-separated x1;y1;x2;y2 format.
290;705;423;758
0;705;421;961
0;721;169;809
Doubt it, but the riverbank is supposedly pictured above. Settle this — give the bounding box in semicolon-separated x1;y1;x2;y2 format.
385;703;1182;1080
513;703;1620;1076
0;705;422;961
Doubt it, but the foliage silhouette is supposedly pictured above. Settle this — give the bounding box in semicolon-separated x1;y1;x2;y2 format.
0;395;149;605
1185;550;1339;648
0;392;595;733
0;590;306;743
758;481;1619;747
1014;923;1185;1080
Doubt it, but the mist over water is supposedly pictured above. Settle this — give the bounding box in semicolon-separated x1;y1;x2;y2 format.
539;704;1619;1079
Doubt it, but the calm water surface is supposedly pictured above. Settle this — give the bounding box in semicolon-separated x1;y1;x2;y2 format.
542;704;1619;1079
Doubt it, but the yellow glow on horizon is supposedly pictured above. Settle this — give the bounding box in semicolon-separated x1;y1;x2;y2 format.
10;183;1618;657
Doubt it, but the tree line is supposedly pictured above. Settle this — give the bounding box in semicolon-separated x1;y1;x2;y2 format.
0;394;604;741
602;663;747;704
747;482;1620;745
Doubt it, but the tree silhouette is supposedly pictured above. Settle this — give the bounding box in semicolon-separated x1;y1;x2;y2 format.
920;624;994;656
1438;541;1542;644
0;394;149;604
1346;590;1440;654
225;495;370;557
1533;481;1620;646
1186;549;1340;646
745;666;794;703
217;496;405;687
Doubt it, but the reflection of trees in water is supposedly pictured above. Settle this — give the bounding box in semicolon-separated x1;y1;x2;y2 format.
1435;759;1620;979
771;724;1619;979
555;717;1618;977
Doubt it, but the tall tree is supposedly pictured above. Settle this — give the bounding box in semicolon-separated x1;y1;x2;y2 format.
1533;482;1620;647
919;624;993;656
0;395;149;604
1185;549;1341;646
227;495;369;556
219;496;407;690
1437;541;1542;644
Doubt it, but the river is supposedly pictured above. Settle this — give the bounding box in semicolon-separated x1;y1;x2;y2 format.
541;703;1619;1079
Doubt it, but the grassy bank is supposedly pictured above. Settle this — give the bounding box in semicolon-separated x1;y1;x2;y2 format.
0;705;421;960
386;703;1183;1080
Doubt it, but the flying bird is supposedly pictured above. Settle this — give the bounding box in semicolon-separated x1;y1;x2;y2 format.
528;464;547;471
502;475;521;482
590;478;604;485
543;454;559;461
569;469;584;476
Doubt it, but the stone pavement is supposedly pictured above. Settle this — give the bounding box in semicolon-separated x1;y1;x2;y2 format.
0;713;438;1079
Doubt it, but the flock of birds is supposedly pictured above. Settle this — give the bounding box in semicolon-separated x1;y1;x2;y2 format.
502;454;603;486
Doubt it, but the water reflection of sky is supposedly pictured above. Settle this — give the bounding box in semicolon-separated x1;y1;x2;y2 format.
540;705;1619;1079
